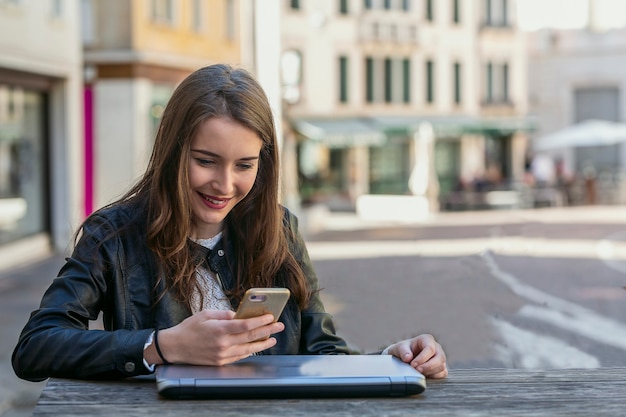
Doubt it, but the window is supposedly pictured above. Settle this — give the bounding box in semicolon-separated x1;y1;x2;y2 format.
384;0;392;10
372;22;379;38
402;0;411;11
485;62;493;102
81;0;95;45
454;62;462;104
339;56;349;103
574;87;620;123
426;60;434;103
402;58;411;103
151;0;174;25
51;0;63;18
225;0;236;40
384;58;393;103
290;0;300;10
365;57;412;104
484;0;509;26
390;24;397;41
452;0;460;23
425;0;434;21
339;0;349;14
484;61;509;104
502;63;509;102
485;0;491;24
191;0;204;32
281;50;302;104
369;142;411;194
365;57;374;103
364;0;373;10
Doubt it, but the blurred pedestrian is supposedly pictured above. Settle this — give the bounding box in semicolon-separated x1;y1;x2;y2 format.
582;161;598;205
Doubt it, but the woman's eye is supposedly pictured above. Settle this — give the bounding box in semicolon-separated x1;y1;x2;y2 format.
238;163;254;170
196;158;214;166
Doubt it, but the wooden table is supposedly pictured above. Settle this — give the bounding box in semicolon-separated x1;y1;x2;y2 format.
33;367;626;416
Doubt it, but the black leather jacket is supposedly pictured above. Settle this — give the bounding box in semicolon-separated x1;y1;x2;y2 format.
12;202;350;382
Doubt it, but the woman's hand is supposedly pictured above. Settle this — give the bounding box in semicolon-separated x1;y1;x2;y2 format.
386;334;448;379
150;310;285;366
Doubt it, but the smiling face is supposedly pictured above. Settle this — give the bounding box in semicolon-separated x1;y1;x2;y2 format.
188;116;263;239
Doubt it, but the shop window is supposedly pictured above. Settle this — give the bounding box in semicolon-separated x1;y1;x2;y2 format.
0;85;47;244
369;142;410;194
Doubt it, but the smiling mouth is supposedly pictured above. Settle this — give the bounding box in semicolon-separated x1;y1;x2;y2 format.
198;192;229;206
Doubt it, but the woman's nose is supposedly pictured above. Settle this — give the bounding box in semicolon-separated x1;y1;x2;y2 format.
211;168;234;195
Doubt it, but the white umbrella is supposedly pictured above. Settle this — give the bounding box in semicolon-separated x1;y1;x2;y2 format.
533;120;626;151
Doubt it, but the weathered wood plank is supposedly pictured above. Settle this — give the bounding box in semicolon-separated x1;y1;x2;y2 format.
33;367;626;417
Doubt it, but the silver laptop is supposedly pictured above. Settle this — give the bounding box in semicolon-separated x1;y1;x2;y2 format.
156;355;426;399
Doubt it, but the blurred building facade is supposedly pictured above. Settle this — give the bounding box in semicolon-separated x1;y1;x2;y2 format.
280;0;532;213
0;0;83;266
0;0;537;265
82;0;243;211
527;10;626;205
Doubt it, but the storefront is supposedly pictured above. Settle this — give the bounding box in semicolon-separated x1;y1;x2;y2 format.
292;115;535;211
0;71;50;246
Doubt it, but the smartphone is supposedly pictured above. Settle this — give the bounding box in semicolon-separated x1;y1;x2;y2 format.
234;288;290;321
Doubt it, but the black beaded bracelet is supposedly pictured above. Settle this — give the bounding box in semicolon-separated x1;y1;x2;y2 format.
154;329;171;364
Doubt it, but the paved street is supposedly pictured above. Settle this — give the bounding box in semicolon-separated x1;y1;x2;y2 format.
2;205;626;416
0;255;65;417
308;206;626;369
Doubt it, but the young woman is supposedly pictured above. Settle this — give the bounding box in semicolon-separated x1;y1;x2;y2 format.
12;64;447;381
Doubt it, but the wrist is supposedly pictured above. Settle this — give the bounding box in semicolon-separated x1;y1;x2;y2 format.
154;328;171;364
143;331;159;367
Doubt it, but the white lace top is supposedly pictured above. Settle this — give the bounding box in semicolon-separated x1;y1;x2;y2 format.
190;233;234;313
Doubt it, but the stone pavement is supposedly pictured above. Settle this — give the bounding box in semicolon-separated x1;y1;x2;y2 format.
0;254;66;417
1;205;625;416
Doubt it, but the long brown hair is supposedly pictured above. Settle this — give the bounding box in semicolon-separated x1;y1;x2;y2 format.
94;64;310;309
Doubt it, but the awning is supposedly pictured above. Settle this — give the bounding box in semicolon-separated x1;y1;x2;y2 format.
291;115;536;148
371;115;537;137
465;116;538;136
292;118;387;148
